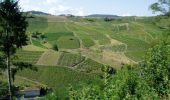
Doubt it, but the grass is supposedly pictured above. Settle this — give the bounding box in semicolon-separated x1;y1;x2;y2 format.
16;66;101;99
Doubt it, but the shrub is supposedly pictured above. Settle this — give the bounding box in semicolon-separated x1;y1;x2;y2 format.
53;44;59;51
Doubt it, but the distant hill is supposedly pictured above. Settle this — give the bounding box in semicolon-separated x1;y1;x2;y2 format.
87;14;119;17
26;11;50;15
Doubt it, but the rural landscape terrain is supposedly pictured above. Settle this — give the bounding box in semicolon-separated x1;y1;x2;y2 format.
0;0;170;100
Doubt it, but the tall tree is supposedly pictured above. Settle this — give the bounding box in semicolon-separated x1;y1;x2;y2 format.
150;0;170;16
0;0;28;99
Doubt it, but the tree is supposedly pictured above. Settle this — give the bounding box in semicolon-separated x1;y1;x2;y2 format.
140;42;170;99
150;0;170;16
0;0;28;99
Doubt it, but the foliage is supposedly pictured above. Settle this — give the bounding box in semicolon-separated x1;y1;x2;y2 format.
52;44;59;51
0;81;8;99
104;17;114;22
65;42;169;99
140;42;170;98
150;0;170;15
0;0;28;99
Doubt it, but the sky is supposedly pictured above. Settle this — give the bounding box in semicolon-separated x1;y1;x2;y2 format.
19;0;159;16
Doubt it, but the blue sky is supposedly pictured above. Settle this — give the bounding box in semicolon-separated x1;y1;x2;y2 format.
19;0;158;16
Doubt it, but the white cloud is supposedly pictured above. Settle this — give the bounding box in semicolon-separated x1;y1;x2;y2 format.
46;0;61;5
76;10;85;16
19;0;86;16
120;13;132;16
19;0;30;6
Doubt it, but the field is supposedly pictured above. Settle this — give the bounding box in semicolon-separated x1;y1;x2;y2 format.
3;14;167;98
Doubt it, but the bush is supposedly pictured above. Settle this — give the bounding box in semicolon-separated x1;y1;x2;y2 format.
53;44;59;51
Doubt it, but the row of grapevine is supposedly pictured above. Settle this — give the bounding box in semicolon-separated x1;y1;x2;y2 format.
57;52;85;67
77;58;104;73
12;51;44;64
100;44;126;52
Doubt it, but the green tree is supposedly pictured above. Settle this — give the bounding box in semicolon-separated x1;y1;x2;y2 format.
0;0;28;99
150;0;170;16
140;42;170;99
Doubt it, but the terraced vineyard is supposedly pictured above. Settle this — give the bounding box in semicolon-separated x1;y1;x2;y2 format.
77;58;104;73
12;51;44;64
11;14;168;99
57;52;85;67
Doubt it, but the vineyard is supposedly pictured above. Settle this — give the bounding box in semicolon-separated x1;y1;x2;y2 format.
57;52;85;67
10;14;167;99
16;66;101;98
100;44;126;52
12;51;44;64
77;58;104;73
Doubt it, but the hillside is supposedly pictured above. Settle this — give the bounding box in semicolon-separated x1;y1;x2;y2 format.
87;14;119;17
26;11;51;15
25;15;165;66
1;14;166;99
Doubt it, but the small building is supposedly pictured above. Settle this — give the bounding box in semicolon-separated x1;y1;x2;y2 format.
16;87;41;98
23;87;41;97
